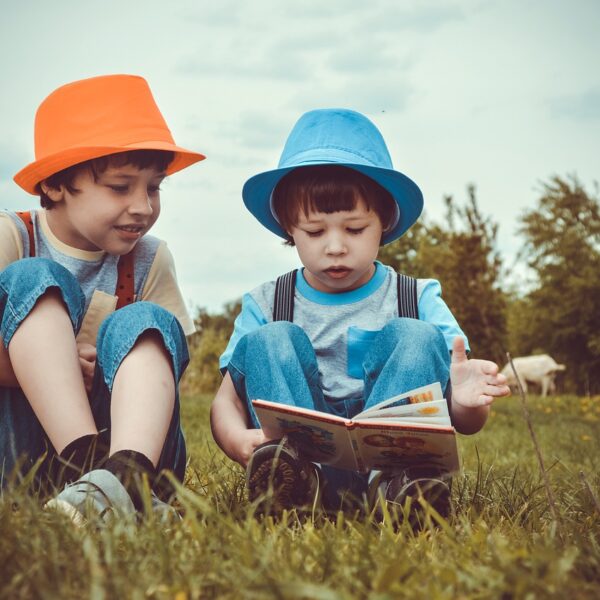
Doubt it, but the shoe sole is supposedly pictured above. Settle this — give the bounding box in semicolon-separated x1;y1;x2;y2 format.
247;439;321;513
247;455;300;508
44;498;86;526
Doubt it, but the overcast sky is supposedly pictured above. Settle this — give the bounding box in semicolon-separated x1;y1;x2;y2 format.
1;0;598;314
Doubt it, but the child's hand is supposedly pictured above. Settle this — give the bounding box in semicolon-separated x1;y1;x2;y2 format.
232;428;269;467
450;336;511;407
77;342;97;394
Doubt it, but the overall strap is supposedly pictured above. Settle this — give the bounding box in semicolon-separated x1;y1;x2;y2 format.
115;251;135;309
396;272;419;319
16;211;35;257
273;269;297;322
273;268;419;321
15;210;135;309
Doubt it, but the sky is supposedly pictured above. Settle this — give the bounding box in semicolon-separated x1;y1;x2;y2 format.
1;0;598;314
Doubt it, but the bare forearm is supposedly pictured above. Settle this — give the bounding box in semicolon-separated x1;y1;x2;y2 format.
211;394;251;460
211;372;269;467
450;403;490;435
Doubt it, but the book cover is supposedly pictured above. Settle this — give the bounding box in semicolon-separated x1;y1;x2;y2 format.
252;382;460;474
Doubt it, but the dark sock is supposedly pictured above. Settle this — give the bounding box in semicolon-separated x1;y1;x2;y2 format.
48;433;109;491
104;450;156;511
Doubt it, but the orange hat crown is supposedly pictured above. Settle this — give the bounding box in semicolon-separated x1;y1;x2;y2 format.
14;74;205;194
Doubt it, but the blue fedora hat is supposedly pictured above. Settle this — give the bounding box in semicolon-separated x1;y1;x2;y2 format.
242;108;423;245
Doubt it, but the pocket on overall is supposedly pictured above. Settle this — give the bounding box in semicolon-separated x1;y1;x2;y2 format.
346;326;382;379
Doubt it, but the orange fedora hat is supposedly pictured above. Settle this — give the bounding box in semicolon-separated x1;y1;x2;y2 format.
14;74;205;194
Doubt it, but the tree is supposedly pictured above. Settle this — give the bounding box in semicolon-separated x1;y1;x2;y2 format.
379;185;507;364
515;175;600;394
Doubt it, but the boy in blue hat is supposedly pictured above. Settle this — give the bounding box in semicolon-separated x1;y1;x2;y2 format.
211;108;510;519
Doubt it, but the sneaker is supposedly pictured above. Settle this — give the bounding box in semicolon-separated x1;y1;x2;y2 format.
149;492;181;522
44;469;136;525
246;438;322;515
371;466;452;527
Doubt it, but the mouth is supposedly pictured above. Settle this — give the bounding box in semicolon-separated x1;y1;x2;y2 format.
324;266;352;279
114;224;145;239
116;224;145;233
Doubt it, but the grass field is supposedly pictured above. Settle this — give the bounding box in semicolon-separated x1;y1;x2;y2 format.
1;393;599;599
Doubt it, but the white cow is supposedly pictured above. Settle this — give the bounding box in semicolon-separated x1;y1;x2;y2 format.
501;354;566;397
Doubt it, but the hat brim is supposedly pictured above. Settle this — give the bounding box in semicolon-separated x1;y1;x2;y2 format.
14;141;205;195
242;162;423;245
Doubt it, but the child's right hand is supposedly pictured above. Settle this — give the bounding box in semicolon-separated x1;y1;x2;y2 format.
232;428;269;467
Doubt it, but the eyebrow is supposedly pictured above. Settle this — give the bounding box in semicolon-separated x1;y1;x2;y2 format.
102;172;167;180
301;215;371;224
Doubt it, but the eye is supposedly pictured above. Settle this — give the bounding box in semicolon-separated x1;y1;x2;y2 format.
347;227;366;235
148;184;162;194
304;229;323;237
108;185;129;194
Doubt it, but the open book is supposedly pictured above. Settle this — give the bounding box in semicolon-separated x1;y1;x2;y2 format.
252;382;459;474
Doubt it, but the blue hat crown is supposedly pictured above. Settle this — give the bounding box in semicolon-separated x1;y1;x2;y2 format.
278;109;394;170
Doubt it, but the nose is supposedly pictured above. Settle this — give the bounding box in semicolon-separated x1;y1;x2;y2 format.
325;232;347;255
128;187;154;216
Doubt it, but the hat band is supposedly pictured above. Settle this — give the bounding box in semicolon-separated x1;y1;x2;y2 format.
279;146;392;170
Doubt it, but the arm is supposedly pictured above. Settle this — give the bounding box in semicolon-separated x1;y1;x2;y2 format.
449;336;511;434
210;371;267;467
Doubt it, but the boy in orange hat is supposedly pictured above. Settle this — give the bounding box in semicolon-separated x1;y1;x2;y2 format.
0;74;204;521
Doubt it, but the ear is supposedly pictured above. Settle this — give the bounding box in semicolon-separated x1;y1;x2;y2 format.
40;181;65;203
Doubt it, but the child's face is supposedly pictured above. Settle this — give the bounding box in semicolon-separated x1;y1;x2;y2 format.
289;197;383;293
43;163;164;254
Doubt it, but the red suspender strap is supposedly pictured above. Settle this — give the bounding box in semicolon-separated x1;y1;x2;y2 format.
115;251;135;309
15;211;35;257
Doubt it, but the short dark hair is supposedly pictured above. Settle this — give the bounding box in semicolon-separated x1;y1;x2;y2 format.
271;165;396;246
38;149;175;209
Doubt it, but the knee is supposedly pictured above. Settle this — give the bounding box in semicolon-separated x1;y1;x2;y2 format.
0;258;84;338
97;302;188;383
2;257;68;281
99;302;186;349
254;320;304;340
380;318;446;348
0;258;81;300
247;321;308;351
240;321;313;365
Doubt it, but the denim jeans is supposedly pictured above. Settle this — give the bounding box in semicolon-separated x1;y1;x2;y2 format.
0;258;189;488
228;319;451;506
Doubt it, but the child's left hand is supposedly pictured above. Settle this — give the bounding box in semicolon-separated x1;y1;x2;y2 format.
450;336;511;407
77;342;97;395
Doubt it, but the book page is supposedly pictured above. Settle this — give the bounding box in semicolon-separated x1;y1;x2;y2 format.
351;420;460;474
356;382;444;418
357;398;450;423
374;416;449;425
252;400;360;470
